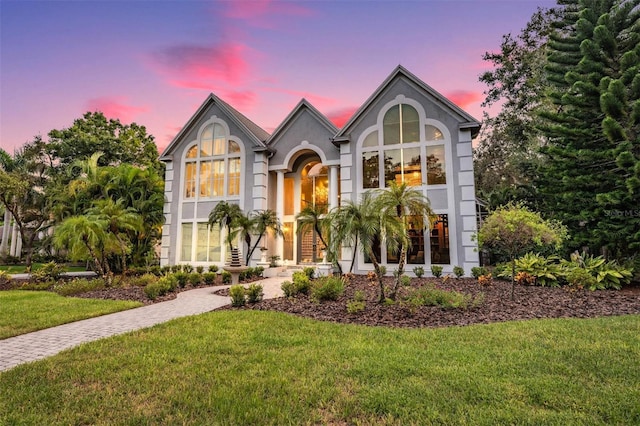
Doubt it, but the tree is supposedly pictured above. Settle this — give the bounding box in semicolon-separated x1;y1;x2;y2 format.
295;205;334;265
244;210;283;265
208;202;243;252
477;203;567;300
374;181;435;300
537;0;640;257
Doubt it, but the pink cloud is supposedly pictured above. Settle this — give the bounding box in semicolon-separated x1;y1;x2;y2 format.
223;90;257;110
85;97;148;123
326;106;358;129
223;0;314;28
151;41;250;89
446;91;483;108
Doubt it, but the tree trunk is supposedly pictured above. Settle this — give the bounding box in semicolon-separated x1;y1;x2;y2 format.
510;258;516;301
367;247;386;303
390;245;406;300
349;238;358;274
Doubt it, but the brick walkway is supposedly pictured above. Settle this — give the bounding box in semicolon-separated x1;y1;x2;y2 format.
0;277;286;372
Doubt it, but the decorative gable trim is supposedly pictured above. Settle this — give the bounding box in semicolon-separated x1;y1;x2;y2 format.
267;98;338;147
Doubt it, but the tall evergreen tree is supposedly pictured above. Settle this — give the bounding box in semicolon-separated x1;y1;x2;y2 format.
537;0;640;257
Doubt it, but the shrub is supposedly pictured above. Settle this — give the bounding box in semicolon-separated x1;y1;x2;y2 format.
202;272;217;285
269;255;280;267
246;283;264;303
281;280;297;297
221;271;232;284
255;266;264;277
413;266;425;278
515;271;536;286
400;274;411;287
0;270;11;286
565;266;598;290
514;252;562;287
353;290;366;302
130;273;157;287
453;266;464;278
182;264;194;273
188;272;202;286
292;271;311;295
31;262;65;282
54;278;106;296
195;266;204;274
431;265;443;278
208;265;219;273
144;275;178;300
311;276;345;302
229;285;246;307
403;284;482;310
471;266;488;279
160;265;172;275
378;265;387;276
565;252;633;290
478;273;493;286
170;265;181;273
303;266;315;279
173;272;188;288
346;300;366;314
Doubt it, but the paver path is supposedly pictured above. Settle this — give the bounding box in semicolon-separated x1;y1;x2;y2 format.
0;277;286;372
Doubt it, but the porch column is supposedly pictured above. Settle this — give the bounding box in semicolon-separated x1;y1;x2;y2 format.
329;165;339;210
0;209;10;255
276;170;285;261
9;221;19;257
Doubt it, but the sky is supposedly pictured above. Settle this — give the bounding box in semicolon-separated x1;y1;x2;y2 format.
0;0;557;154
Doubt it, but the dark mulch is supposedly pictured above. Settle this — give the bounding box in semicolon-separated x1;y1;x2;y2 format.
233;276;640;328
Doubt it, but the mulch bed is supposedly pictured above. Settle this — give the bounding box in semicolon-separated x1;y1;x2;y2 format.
232;276;640;328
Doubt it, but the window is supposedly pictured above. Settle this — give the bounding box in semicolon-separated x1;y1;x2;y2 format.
180;222;222;263
430;215;450;264
426;145;446;185
183;123;242;199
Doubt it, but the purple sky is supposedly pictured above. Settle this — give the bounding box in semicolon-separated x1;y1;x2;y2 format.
0;0;556;154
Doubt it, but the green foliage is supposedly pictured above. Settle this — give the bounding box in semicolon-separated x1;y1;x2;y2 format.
453;266;464;278
196;266;204;274
280;280;297;298
412;266;425;278
562;252;633;290
0;270;10;285
400;275;411;287
130;273;157;287
291;271;311;295
269;255;280;267
187;272;202;286
564;267;597;290
31;262;65;282
378;265;387;276
346;300;366;314
144;275;177;300
513;252;562;287
403;284;484;310
430;265;443;278
302;266;315;279
202;272;217;285
182;264;194;273
173;272;188;288
353;290;366;302
53;278;106;296
208;265;219;273
471;266;488;279
221;271;232;284
311;276;345;302
229;285;246;307
245;284;264;303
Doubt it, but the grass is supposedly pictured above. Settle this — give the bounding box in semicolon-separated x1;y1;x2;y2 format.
0;263;87;274
1;311;638;425
0;291;142;339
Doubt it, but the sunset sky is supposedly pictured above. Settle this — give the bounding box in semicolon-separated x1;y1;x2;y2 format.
0;0;556;154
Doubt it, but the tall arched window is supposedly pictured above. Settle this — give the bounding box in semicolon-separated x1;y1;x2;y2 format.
183;123;242;199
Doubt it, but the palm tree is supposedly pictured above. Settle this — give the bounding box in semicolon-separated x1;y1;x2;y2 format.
245;209;283;265
331;192;403;302
87;199;142;273
208;201;243;251
295;204;329;261
375;181;435;300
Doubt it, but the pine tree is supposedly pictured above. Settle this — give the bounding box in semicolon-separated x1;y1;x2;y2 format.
537;0;640;257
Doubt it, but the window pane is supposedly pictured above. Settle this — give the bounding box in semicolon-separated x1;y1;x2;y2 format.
407;216;425;264
200;161;213;197
180;223;192;262
403;147;422;187
184;162;196;198
430;214;450;264
186;145;198;159
425;125;444;141
196;223;209;261
228;140;240;154
213;160;225;196
383;105;400;145
384;149;402;187
401;104;420;143
213;124;225;155
426;145;446;185
362;131;378;147
362;152;380;189
284;177;294;215
201;125;213;156
283;222;294;261
208;224;221;262
228;158;240;196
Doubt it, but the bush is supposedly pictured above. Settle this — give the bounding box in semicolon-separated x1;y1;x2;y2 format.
281;280;297;297
246;283;264;303
303;266;315;279
174;272;188;288
229;285;246;307
144;275;177;300
431;265;443;278
515;271;536;286
412;266;425;278
513;252;562;287
255;266;264;277
292;271;311;295
403;284;483;310
221;271;232;284
400;275;411;287
346;300;366;314
565;267;598;290
202;272;217;285
54;278;106;296
478;273;493;286
471;266;488;279
208;265;219;273
195;266;204;274
353;290;366;302
378;265;387;276
453;266;464;278
31;262;65;282
130;273;157;287
0;270;11;286
160;265;172;275
170;265;180;273
311;276;345;302
565;252;633;290
269;255;280;267
187;272;201;286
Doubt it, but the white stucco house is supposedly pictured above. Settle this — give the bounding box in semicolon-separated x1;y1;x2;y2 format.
159;65;481;274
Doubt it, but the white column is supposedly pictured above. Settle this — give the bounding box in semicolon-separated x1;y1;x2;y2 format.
9;221;19;257
0;209;10;254
329;165;339;210
276;170;285;260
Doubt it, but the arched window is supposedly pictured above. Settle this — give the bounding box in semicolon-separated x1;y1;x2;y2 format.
183;123;242;199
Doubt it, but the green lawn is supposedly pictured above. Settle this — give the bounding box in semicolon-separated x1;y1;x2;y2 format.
0;263;87;274
0;291;142;339
1;311;638;425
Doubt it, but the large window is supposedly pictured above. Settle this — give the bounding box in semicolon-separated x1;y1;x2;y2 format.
184;123;242;199
180;222;222;263
430;215;450;264
361;103;448;189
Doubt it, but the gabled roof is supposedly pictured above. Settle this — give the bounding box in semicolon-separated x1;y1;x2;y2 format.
160;93;270;161
267;98;338;146
334;65;481;143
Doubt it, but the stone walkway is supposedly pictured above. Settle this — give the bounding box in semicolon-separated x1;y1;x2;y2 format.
0;277;286;372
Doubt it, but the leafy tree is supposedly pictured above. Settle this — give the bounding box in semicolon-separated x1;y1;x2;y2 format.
244;210;283;265
208;202;243;251
537;0;640;257
295;205;332;264
477;203;567;300
374;182;435;300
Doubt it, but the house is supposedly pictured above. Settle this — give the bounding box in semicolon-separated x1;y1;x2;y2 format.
159;65;481;274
